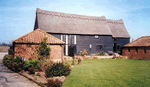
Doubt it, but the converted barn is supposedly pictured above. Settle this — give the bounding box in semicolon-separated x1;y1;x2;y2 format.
12;29;65;61
122;36;150;60
34;8;130;56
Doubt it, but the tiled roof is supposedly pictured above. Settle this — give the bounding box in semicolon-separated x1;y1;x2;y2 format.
125;36;150;47
34;8;130;38
14;29;65;44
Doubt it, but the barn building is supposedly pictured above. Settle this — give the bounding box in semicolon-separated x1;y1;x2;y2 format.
122;36;150;60
34;8;130;56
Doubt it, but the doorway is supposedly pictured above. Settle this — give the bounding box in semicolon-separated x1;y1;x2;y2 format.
113;43;117;52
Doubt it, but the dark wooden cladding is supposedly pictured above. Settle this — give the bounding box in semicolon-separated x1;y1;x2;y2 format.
116;38;130;47
47;33;130;55
76;35;114;55
51;34;61;40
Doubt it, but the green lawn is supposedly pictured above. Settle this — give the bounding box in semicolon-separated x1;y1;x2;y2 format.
63;59;150;87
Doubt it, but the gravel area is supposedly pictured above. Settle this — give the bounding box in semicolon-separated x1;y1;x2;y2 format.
0;52;40;87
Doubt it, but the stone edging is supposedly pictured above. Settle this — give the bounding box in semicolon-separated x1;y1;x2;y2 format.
18;72;47;86
18;72;67;86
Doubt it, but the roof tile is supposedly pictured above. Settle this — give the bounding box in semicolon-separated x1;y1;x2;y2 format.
14;29;65;44
125;36;150;46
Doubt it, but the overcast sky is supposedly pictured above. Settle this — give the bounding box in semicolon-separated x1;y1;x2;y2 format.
0;0;150;43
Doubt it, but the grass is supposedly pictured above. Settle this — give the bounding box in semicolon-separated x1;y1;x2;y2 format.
63;59;150;87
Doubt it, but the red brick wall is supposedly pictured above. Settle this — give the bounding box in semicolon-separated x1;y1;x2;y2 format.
14;44;63;61
123;48;150;60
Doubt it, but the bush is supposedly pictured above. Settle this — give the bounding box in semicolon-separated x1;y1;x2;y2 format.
43;59;53;70
3;55;25;72
13;56;25;63
11;56;25;72
45;62;71;78
3;55;13;66
29;65;35;74
95;51;105;56
78;58;81;63
47;78;63;87
100;51;105;56
82;49;88;55
24;58;40;71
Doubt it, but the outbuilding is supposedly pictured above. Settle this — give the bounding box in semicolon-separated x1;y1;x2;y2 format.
12;29;65;61
122;36;150;60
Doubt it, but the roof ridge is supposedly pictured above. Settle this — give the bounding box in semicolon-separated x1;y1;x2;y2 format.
14;29;65;44
107;19;124;24
36;8;106;21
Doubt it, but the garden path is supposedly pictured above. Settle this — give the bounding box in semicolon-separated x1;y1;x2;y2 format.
0;52;40;87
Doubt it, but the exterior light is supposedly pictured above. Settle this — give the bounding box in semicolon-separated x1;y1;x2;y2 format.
90;44;92;48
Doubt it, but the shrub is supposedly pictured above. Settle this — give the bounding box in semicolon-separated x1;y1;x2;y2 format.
29;65;35;74
43;59;53;70
45;62;71;78
95;51;105;56
100;51;105;56
47;78;63;87
82;49;88;55
36;37;51;71
3;55;25;72
24;58;40;71
3;55;13;66
11;56;25;72
3;55;13;60
78;58;81;63
13;56;25;63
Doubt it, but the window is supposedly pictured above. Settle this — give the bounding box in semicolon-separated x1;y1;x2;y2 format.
97;45;102;50
136;48;138;54
128;48;131;53
144;47;147;54
95;35;98;39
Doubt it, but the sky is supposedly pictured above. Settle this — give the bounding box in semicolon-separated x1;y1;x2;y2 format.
0;0;150;43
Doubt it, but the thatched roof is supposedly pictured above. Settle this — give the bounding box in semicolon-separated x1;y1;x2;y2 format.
107;19;130;38
125;36;150;47
34;8;130;38
14;29;65;44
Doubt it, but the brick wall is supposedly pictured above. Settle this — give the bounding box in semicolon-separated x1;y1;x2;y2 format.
14;44;63;61
123;47;150;60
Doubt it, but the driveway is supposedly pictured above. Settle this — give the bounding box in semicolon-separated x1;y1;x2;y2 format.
0;52;40;87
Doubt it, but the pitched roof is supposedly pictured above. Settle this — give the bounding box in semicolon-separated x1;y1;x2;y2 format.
35;8;130;38
107;19;130;38
14;29;65;44
125;36;150;47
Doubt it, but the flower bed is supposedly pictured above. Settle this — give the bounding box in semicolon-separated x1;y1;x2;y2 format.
3;54;72;87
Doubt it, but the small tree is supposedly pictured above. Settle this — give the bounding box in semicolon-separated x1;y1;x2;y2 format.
36;37;51;71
